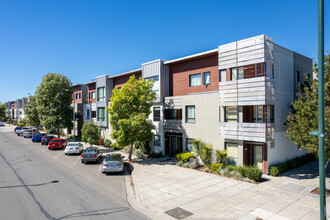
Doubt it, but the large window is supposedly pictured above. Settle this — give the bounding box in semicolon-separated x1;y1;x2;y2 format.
226;143;238;158
253;105;263;123
186;138;194;151
219;69;226;82
153;107;161;121
203;72;211;85
225;106;237;122
75;93;81;100
97;87;105;102
89;92;95;99
154;135;161;146
238;67;244;79
97;107;105;121
230;68;237;80
189;74;201;87
164;109;182;120
185;106;195;123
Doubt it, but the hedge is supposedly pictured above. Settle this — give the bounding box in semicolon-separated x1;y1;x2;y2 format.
175;152;196;163
269;154;316;176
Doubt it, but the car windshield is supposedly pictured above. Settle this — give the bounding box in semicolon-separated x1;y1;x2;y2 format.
68;143;79;146
51;140;60;142
84;149;96;153
105;154;122;162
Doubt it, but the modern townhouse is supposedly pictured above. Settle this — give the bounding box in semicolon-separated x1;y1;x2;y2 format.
5;98;27;121
71;84;88;137
83;81;97;124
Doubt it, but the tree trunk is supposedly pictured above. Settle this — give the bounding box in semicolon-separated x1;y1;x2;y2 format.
57;127;60;138
128;143;134;162
36;123;40;132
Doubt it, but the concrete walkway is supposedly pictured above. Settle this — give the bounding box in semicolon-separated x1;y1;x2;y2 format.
128;158;330;220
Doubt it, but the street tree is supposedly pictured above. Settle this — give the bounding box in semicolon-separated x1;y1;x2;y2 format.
107;75;156;161
35;73;73;138
286;54;329;159
0;103;7;122
24;95;40;131
81;122;100;146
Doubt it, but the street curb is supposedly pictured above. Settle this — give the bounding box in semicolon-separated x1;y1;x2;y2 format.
125;163;175;220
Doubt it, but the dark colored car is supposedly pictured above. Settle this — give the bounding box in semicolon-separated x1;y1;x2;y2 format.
48;138;67;150
14;126;22;132
31;133;47;142
41;136;55;145
81;147;103;164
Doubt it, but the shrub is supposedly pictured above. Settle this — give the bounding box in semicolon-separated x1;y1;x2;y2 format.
245;166;262;182
182;162;190;168
98;137;105;146
149;152;163;158
269;166;280;176
176;161;183;167
233;170;243;180
104;139;111;147
135;149;144;158
175;152;196;163
219;167;230;176
135;141;150;154
226;165;237;171
236;166;249;177
201;144;214;166
192;139;202;157
210;163;223;172
216;149;228;164
111;142;123;150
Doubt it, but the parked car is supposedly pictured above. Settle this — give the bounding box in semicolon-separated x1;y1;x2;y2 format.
81;147;103;164
64;142;83;155
101;154;125;174
41;136;55;145
23;129;37;138
16;127;29;136
31;133;47;142
0;121;4;126
48;139;67;150
14;126;22;132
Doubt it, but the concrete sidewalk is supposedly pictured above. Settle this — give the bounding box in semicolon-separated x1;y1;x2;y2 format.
128;159;330;220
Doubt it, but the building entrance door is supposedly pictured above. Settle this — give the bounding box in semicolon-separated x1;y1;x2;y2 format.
253;145;263;170
165;133;182;156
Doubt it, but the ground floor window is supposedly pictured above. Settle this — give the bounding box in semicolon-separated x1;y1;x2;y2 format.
225;106;237;122
186;138;194;151
225;142;238;158
154;135;161;146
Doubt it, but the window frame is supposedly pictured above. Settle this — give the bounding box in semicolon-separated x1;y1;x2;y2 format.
189;73;201;87
97;87;105;102
185;105;195;123
203;71;211;85
219;69;227;82
225;106;238;122
153;107;161;122
97;107;106;121
154;135;161;146
225;142;239;159
230;68;237;81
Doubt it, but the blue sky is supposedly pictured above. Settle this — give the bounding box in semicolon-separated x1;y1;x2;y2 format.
0;0;329;103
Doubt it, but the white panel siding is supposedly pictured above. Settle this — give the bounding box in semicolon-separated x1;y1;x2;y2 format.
219;76;274;106
219;122;274;142
218;35;273;69
164;96;183;109
142;60;161;78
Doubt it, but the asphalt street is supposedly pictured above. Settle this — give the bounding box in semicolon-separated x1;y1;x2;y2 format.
0;127;149;220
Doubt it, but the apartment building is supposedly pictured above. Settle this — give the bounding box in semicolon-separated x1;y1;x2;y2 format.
83;81;97;124
71;84;87;137
5;98;27;121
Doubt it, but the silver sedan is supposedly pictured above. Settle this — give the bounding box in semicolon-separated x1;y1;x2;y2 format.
101;154;125;174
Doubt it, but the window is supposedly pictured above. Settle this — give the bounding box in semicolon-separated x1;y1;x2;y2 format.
226;143;238;158
253;105;263;123
164;109;182;120
91;111;96;118
97;107;105;121
189;74;201;87
186;138;194;151
185;106;195;123
86;109;90;119
75;93;80;100
145;76;159;82
153;107;161;121
225;106;237;122
230;68;237;80
219;69;227;82
238;67;244;79
89;92;95;99
154;135;161;146
203;72;211;85
269;105;274;123
97;87;105;102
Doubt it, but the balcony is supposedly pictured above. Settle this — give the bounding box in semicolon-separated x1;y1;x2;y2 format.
219;76;274;106
164;119;182;132
219;122;274;142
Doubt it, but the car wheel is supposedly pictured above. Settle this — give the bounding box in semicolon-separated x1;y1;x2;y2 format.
81;160;84;164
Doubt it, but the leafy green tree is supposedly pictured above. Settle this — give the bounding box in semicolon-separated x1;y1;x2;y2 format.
0;103;7;122
35;73;73;138
81;122;100;146
107;75;156;161
286;54;329;159
24;95;40;131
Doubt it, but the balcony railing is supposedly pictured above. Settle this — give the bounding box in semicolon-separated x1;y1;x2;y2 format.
219;122;274;142
164;119;182;132
219;76;274;106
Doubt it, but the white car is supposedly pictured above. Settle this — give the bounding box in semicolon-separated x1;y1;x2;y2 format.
64;142;83;155
0;121;4;126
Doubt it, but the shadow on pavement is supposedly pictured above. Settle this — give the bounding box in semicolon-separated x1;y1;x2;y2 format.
0;180;59;189
280;160;330;180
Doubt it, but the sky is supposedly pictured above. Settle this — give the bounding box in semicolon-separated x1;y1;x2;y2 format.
0;0;329;103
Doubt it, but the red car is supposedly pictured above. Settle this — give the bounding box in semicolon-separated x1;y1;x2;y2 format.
48;139;67;150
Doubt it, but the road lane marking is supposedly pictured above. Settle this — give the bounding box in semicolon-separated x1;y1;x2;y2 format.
53;152;63;159
97;164;102;176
